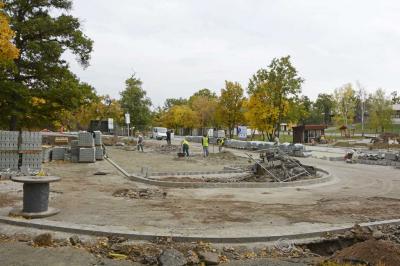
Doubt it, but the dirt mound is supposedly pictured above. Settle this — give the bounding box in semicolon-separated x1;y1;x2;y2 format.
113;188;167;199
333;239;400;266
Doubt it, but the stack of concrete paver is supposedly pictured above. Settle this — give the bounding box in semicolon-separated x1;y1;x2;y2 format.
78;132;95;163
52;147;66;160
0;131;19;170
70;140;79;163
20;131;42;151
94;131;103;161
42;147;52;163
0;151;19;170
20;132;42;171
21;153;42;170
78;131;95;147
0;131;19;151
79;147;96;163
0;131;43;173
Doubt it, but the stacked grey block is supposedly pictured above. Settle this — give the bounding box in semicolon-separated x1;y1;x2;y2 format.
70;140;79;163
0;131;19;171
20;132;42;151
94;131;103;161
78;132;95;147
52;147;66;160
78;132;95;163
79;147;96;163
0;131;43;173
0;151;19;170
42;147;52;163
20;131;42;171
95;146;104;160
21;153;41;170
0;131;19;151
94;131;102;146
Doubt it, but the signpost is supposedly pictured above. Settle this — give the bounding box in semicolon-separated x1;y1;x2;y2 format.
108;118;114;131
125;113;130;137
238;126;247;140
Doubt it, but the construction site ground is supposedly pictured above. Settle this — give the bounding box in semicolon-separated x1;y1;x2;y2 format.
0;139;399;237
1;138;400;265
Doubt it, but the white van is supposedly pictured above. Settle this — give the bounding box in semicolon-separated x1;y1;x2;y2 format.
151;127;168;140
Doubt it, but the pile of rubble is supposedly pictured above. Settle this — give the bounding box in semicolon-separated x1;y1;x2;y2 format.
347;150;400;167
248;149;317;182
112;188;167;199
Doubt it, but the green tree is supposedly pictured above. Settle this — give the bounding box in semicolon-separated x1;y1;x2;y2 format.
189;88;217;102
247;56;304;138
368;89;393;133
216;81;245;138
287;95;311;125
120;75;152;131
163;97;188;110
1;0;93;130
314;93;334;124
333;83;357;128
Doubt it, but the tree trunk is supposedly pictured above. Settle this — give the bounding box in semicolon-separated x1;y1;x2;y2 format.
9;115;17;131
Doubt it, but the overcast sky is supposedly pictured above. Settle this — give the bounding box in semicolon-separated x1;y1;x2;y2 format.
64;0;400;107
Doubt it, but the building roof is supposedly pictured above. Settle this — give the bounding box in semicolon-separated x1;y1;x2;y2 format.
293;124;327;130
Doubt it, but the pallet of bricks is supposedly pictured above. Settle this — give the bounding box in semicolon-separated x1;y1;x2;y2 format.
0;131;19;172
20;131;42;172
0;131;42;174
77;131;103;163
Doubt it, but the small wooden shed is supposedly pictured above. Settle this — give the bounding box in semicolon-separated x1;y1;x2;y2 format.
293;124;327;144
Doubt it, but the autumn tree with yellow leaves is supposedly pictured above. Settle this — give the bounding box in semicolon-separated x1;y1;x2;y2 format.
216;81;245;138
0;2;19;62
161;104;198;134
246;56;304;140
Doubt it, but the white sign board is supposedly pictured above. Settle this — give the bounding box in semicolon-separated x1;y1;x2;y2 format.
237;126;247;140
124;113;130;124
108;118;114;130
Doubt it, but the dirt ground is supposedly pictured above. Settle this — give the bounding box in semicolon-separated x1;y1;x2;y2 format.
1;142;400;238
107;144;251;174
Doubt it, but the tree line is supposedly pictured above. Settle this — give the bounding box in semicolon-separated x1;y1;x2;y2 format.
0;1;398;139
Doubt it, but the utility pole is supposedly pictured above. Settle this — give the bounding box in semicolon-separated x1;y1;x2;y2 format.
357;81;367;137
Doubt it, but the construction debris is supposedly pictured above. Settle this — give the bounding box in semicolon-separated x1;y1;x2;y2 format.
112;188;167;199
247;148;317;182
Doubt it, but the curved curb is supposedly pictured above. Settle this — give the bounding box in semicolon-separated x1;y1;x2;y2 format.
106;158;334;189
1;215;399;244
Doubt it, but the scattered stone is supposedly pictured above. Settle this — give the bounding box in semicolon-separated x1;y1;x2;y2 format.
186;250;200;265
14;234;31;242
198;251;220;265
115;142;125;146
372;230;384;240
141;255;158;265
33;233;53;247
158;249;187;266
69;235;80;246
113;188;166;199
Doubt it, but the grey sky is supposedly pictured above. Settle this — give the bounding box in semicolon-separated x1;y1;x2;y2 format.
65;0;400;107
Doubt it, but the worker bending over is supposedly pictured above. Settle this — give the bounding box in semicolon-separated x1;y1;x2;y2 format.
217;137;225;153
181;137;190;157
